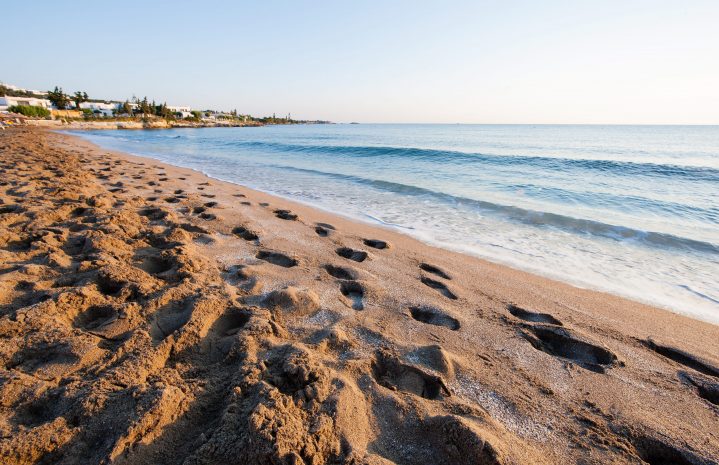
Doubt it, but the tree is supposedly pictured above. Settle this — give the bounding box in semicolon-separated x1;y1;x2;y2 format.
156;102;173;118
139;97;152;116
73;91;89;109
120;100;132;115
47;86;70;109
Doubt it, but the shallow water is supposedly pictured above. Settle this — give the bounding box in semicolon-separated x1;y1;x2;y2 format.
73;124;719;323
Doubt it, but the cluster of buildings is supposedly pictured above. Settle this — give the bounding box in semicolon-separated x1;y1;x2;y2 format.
0;95;52;112
0;83;194;119
0;83;262;124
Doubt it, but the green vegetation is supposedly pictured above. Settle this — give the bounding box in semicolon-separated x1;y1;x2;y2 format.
3;81;332;125
117;100;133;116
73;91;89;109
8;105;51;118
47;86;70;109
0;84;40;99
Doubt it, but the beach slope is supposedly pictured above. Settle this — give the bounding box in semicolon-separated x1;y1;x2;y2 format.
0;128;717;464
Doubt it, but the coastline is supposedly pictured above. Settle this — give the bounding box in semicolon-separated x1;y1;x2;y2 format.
15;116;330;131
64;130;717;334
70;126;718;325
1;127;717;463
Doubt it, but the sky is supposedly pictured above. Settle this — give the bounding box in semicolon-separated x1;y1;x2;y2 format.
3;1;718;124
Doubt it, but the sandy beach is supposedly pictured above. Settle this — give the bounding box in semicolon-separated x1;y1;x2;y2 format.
0;127;717;464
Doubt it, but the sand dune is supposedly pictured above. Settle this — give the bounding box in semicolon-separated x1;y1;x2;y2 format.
0;127;717;464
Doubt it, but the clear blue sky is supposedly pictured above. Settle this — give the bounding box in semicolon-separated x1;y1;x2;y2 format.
4;1;718;124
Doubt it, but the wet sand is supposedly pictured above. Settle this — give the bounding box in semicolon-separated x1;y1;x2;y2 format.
0;127;717;464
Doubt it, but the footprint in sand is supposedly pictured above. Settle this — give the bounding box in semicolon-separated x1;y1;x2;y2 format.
139;206;169;221
679;371;719;406
363;239;390;249
73;305;118;331
180;223;210;234
336;247;368;262
507;304;562;326
340;281;364;310
211;308;251;336
629;434;706;465
420;276;457;300
256;250;298;268
644;339;719;378
419;263;451;280
315;226;331;237
409;306;460;330
522;325;618;373
150;297;195;342
232;226;259;241
315;223;336;237
274;209;299;221
324;264;358;280
371;351;451;400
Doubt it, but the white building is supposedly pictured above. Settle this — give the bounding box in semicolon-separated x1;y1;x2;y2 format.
201;111;235;121
165;105;192;118
79;102;120;117
167;105;191;112
0;96;52;112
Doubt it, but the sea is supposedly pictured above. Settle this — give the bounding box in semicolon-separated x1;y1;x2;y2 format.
71;124;719;324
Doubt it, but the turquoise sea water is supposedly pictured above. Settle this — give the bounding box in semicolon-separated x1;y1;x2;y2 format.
72;124;719;323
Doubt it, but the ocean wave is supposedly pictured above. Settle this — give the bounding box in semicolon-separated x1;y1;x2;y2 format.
268;164;719;255
221;140;719;181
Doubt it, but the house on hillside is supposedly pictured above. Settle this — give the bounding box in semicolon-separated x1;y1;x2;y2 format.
0;96;52;111
167;105;193;118
202;111;234;121
79;102;119;117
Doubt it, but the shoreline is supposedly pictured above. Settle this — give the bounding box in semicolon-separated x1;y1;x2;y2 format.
13;116;331;130
1;127;718;464
68;128;717;325
59;128;719;341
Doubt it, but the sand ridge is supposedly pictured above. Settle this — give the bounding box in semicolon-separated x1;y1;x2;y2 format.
0;127;717;464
